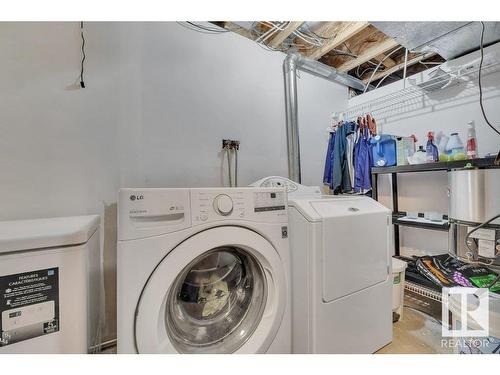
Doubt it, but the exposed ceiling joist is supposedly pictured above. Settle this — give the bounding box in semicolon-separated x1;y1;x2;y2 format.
375;54;396;68
221;21;255;40
362;52;437;83
306;21;370;60
337;38;400;72
268;21;304;48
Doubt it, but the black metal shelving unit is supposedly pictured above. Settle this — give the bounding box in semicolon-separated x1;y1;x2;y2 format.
371;156;498;256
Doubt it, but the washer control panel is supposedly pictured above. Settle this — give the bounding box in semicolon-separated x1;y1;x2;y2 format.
191;188;287;224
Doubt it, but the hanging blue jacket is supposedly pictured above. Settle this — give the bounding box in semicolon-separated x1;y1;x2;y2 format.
354;127;372;192
332;122;355;193
323;131;336;186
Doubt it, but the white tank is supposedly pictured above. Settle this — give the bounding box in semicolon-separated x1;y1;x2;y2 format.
0;215;100;353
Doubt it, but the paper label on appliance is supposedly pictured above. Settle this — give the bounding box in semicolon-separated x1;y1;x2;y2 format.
478;239;496;258
0;268;59;346
468;227;496;241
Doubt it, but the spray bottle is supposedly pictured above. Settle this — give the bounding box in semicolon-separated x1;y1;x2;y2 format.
426;131;439;162
466;121;478;159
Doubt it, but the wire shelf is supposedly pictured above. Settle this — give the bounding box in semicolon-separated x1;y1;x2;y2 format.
344;59;500;120
405;281;443;303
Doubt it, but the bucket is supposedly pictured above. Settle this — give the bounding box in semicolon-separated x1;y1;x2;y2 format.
392;257;407;322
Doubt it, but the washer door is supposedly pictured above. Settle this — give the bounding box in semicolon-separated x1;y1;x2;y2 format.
134;226;286;353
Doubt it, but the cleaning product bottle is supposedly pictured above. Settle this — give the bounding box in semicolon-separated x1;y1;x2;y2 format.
466;121;478;159
426;132;439;162
435;131;449;161
446;133;466;161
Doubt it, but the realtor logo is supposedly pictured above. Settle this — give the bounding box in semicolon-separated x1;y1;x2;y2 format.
442;287;489;337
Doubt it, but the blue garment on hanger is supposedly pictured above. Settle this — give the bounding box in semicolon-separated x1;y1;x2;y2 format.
323;131;336;186
332;121;355;193
354;127;372;192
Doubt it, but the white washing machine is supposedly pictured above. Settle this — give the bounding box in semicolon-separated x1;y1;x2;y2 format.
0;215;101;353
251;177;393;353
117;187;291;354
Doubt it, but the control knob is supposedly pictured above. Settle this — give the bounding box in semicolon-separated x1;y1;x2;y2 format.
213;194;233;216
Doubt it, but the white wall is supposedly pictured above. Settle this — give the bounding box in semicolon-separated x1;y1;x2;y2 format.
298;72;347;185
0;22;347;341
348;43;500;257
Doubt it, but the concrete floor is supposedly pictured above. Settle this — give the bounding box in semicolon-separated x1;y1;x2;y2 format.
377;306;451;354
101;307;449;354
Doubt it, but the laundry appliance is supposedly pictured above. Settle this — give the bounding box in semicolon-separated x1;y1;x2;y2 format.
0;215;101;353
117;187;291;354
251;177;393;353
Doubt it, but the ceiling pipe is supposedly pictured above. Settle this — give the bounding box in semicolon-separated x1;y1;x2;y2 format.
283;52;367;183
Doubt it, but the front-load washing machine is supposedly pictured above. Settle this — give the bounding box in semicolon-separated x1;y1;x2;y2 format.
251;177;393;353
117;187;291;354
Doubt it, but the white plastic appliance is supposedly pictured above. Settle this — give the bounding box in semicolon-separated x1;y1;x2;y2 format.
251;177;393;353
0;215;101;353
117;187;291;354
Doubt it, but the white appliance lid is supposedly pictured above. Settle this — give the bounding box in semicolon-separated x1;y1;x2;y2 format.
288;196;390;222
0;215;100;254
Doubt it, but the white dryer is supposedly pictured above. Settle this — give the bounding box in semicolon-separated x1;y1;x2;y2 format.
251;177;393;353
117;187;291;354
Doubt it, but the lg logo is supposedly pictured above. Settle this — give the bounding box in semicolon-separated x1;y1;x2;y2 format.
130;194;144;201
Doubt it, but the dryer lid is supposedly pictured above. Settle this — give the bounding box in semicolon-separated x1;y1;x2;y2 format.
289;195;389;222
0;215;100;254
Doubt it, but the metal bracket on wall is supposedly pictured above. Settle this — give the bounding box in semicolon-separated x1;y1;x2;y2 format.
222;139;240;150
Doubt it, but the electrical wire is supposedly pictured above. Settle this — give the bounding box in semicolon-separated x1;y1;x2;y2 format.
478;21;500;136
80;21;86;88
363;46;403;93
177;21;229;34
446;212;500;289
464;213;500;260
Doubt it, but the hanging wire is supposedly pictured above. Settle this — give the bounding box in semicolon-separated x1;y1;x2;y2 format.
176;21;229;34
363;46;404;93
80;21;86;88
478;21;500;136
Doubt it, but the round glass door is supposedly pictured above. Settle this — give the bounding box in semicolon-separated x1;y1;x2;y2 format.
165;247;267;354
134;226;286;354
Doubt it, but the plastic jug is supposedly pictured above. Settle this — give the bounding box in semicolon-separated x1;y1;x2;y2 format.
370;135;397;167
446;133;466;161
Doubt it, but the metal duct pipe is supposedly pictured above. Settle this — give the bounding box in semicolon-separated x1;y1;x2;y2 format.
283;53;301;183
283;53;366;182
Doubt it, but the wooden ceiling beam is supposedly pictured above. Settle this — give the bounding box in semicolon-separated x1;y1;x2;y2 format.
268;21;304;48
374;54;397;68
305;21;370;60
337;38;400;72
362;52;437;83
220;21;255;40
